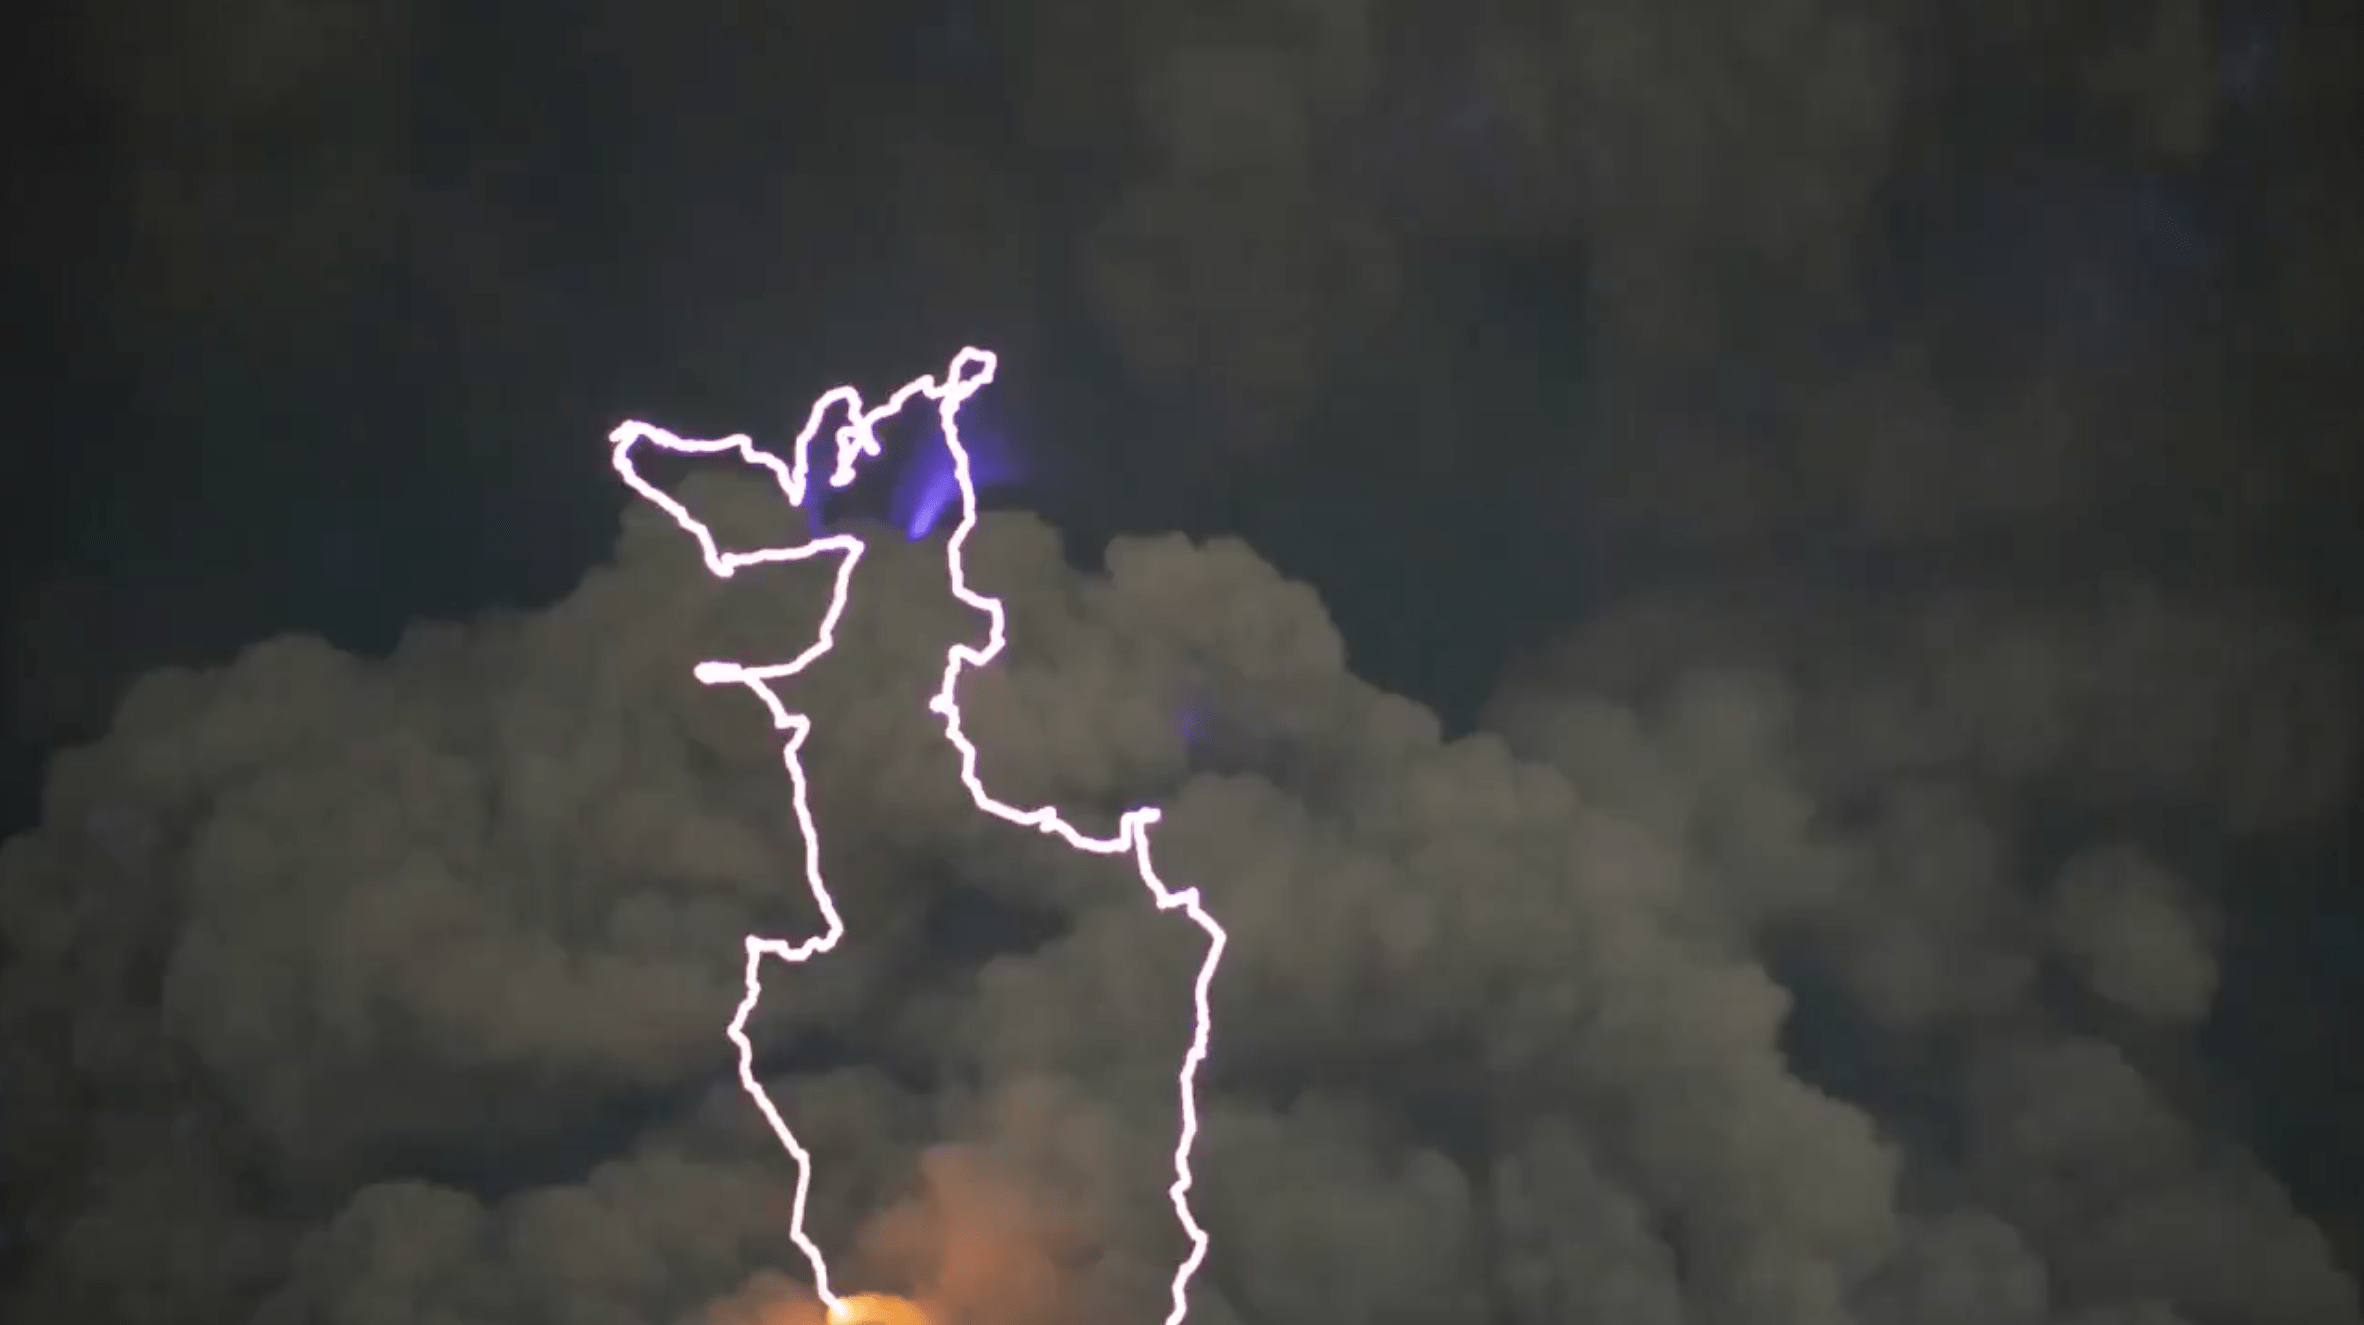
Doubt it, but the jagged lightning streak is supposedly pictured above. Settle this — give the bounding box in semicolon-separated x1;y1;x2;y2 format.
610;349;1226;1325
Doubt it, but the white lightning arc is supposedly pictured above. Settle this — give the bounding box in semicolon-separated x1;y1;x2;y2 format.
609;348;1225;1325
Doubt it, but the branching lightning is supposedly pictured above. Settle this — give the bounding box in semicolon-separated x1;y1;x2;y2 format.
610;349;1226;1325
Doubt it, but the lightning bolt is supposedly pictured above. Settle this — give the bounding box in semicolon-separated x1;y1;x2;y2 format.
610;348;1225;1325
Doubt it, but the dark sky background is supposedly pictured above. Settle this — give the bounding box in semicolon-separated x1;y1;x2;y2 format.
4;2;2362;1324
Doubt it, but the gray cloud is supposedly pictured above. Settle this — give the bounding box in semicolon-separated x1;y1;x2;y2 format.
13;453;2350;1325
7;1;2362;1320
2045;845;2219;1026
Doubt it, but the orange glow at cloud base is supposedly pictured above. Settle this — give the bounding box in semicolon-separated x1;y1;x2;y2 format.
709;1146;1087;1325
831;1294;934;1325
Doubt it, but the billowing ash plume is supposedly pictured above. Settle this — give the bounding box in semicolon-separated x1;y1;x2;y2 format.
3;459;2357;1325
4;0;2359;1323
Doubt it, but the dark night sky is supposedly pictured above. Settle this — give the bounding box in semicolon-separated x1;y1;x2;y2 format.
3;3;2361;1324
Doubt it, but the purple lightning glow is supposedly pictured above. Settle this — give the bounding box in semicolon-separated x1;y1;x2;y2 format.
888;415;1025;543
609;349;1225;1325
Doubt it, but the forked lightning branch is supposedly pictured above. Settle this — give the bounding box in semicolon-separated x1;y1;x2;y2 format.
610;349;1227;1325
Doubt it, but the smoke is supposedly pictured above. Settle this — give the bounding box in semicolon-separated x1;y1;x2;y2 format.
1482;581;2363;1323
2044;844;2218;1026
6;1;2361;1324
854;1146;1087;1325
3;448;2355;1325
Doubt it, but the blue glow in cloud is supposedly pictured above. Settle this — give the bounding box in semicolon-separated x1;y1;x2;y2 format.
804;480;828;539
890;419;1027;541
788;398;1029;541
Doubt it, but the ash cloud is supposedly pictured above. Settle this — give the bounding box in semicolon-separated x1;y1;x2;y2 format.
1483;579;2362;1323
7;461;2357;1324
4;0;2360;1323
2045;844;2219;1026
